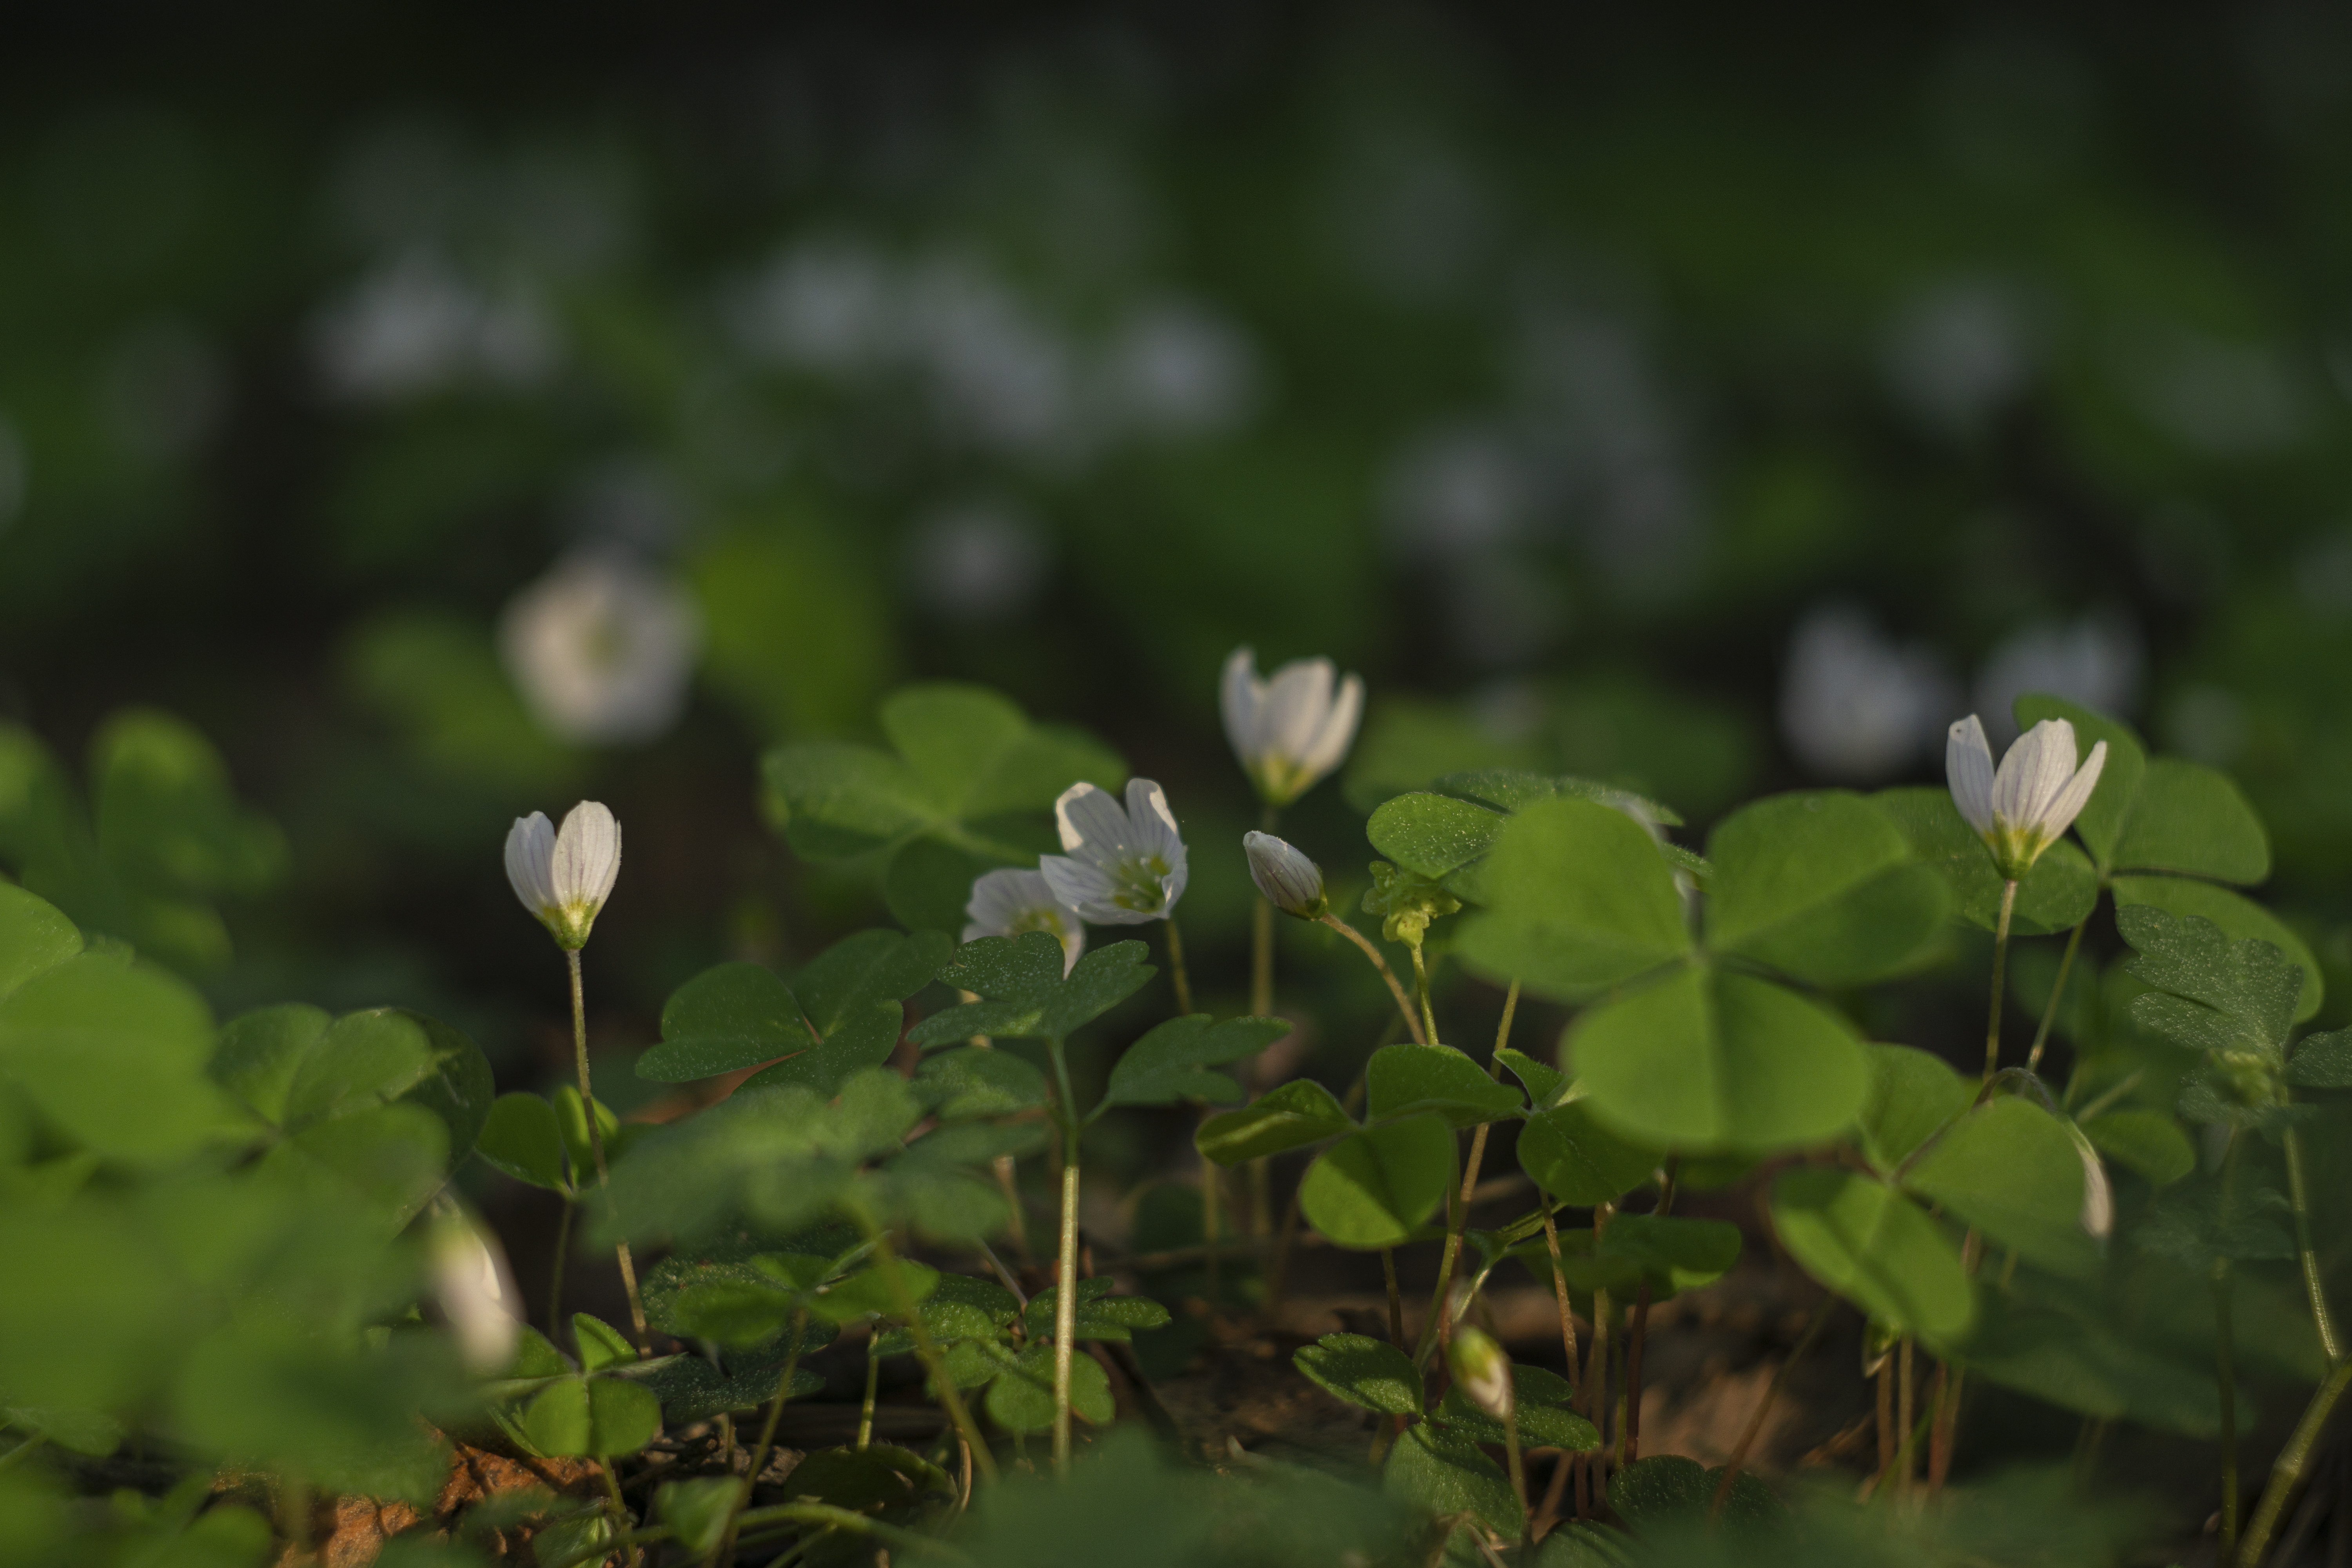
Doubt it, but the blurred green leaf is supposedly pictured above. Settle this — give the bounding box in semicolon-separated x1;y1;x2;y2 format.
2082;1110;2195;1185
211;1003;329;1126
983;1340;1112;1434
1299;1114;1453;1249
1771;1167;1974;1344
1292;1333;1421;1417
693;525;893;741
1905;1098;2098;1278
0;952;241;1161
658;1476;741;1559
909;933;1152;1050
1517;1101;1660;1206
2287;1027;2352;1089
1566;965;1869;1154
1457;798;1691;1002
1365;1043;1523;1128
1874;787;2099;937
1857;1045;1971;1176
0;883;81;1004
637;961;804;1083
1704;791;1950;987
1383;1421;1520;1541
475;1092;569;1192
916;1047;1049;1120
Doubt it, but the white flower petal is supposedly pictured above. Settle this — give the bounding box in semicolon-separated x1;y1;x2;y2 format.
1993;719;2077;832
1221;646;1263;768
1945;716;1996;836
964;867;1085;973
1297;671;1365;783
433;1216;521;1374
1054;781;1131;860
1245;830;1326;917
504;812;558;913
1039;853;1120;916
553;800;622;910
1261;659;1338;769
2038;740;2107;842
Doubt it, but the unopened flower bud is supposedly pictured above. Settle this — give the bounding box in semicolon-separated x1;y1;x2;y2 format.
1245;831;1327;919
429;1208;521;1374
1447;1325;1513;1421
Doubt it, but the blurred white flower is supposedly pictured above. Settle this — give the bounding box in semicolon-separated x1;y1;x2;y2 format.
2068;1123;2114;1241
312;247;557;402
505;800;622;951
1100;299;1259;438
1382;424;1531;559
1244;831;1327;920
1040;779;1188;925
964;868;1085;975
1221;647;1365;808
499;551;701;744
429;1210;521;1374
1972;614;2141;742
1882;278;2036;434
730;237;901;374
1945;714;2107;880
906;258;1081;459
905;501;1051;624
1780;605;1956;781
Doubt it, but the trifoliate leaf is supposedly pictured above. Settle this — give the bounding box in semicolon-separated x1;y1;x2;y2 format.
914;1047;1050;1120
1365;1043;1524;1128
1292;1333;1422;1417
733;929;956;1097
981;1341;1113;1433
1770;1167;1974;1345
1456;798;1692;1002
1299;1115;1454;1249
1022;1278;1172;1343
908;933;1154;1048
1704;791;1953;986
1873;786;2098;937
2287;1028;2352;1089
1493;1047;1564;1109
1517;1102;1660;1206
1856;1044;1971;1176
2111;877;2319;1022
1384;1421;1522;1540
1196;1079;1356;1165
1098;1014;1290;1112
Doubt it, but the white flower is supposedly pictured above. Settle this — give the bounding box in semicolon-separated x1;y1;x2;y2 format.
1780;604;1955;782
1244;831;1327;920
1446;1325;1513;1421
430;1212;521;1374
964;868;1085;975
1220;647;1365;807
1945;714;2108;881
499;550;701;746
505;801;622;950
1039;779;1188;925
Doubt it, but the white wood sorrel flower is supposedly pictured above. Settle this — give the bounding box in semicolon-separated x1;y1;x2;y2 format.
429;1209;521;1374
1945;714;2107;882
964;868;1085;974
1039;779;1188;924
504;800;622;949
1221;646;1365;807
1244;830;1327;920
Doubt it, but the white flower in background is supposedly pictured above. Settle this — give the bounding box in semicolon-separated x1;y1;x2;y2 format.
964;868;1085;975
905;501;1050;624
499;550;701;745
1945;714;2107;881
1244;831;1328;920
1102;299;1259;439
2068;1124;2114;1242
1446;1325;1514;1421
1882;278;2035;434
505;801;622;950
1780;604;1956;782
1221;647;1365;808
312;247;556;402
1040;779;1188;925
429;1210;521;1373
1971;613;2142;745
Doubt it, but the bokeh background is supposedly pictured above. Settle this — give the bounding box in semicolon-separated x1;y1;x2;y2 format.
9;2;2352;1201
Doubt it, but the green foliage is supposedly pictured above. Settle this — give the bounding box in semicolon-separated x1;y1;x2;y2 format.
1566;966;1870;1154
1905;1098;2098;1278
1364;1042;1525;1127
1874;787;2099;937
1383;1420;1522;1541
1608;1455;1780;1533
1298;1114;1454;1249
1456;798;1692;1001
1436;1363;1599;1451
916;1047;1050;1119
1771;1168;1974;1344
982;1341;1114;1433
761;684;1123;931
2118;906;2309;1125
1703;792;1951;986
1022;1278;1171;1343
1512;1214;1742;1302
1855;1045;1971;1174
909;933;1154;1049
2015;697;2268;884
2111;877;2320;1023
1517;1101;1661;1206
1098;1014;1290;1111
1292;1333;1421;1417
1196;1078;1356;1165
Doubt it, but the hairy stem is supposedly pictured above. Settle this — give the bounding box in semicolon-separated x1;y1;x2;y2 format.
1410;998;1519;1367
1504;1403;1530;1549
1382;1247;1406;1349
1163;917;1194;1017
857;1340;880;1451
1251;897;1274;1019
2024;917;2086;1076
568;949;646;1345
1539;1203;1581;1392
2285;1126;2344;1367
1318;913;1428;1045
1982;880;2017;1085
710;1308;806;1567
1622;1159;1677;1465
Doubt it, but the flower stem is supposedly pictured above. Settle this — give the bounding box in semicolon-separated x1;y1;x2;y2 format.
547;1194;571;1337
1982;880;2018;1084
1504;1401;1530;1549
858;1339;881;1451
1382;1247;1405;1349
2024;917;2086;1076
1622;1159;1677;1466
1408;988;1518;1369
568;948;645;1345
1408;943;1439;1048
1895;1334;1916;1500
2285;1125;2344;1367
2236;1362;2352;1566
1539;1202;1580;1391
1163;917;1195;1016
1054;1141;1081;1475
864;1222;996;1483
709;1308;806;1567
1201;1111;1222;1312
1317;913;1428;1045
2218;1260;2240;1553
